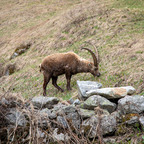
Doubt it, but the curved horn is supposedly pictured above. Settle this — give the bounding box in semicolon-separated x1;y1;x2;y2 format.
81;47;98;67
84;41;99;63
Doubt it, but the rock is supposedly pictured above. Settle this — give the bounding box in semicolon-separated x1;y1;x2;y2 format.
77;80;102;100
125;116;139;126
139;116;144;130
10;42;31;59
82;114;116;138
62;106;81;129
78;108;95;119
111;110;122;122
68;98;74;104
103;137;116;143
117;95;144;114
68;98;81;105
32;96;59;109
4;63;16;76
52;128;70;142
0;98;9;105
37;129;48;143
62;105;77;114
86;86;136;99
6;108;27;127
82;95;116;113
57;116;68;128
73;99;81;105
40;108;57;119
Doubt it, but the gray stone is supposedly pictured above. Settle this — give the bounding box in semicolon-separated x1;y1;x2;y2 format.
57;116;68;128
73;99;81;105
6;108;27;127
31;96;59;109
103;137;116;143
82;114;116;138
139;116;144;130
82;95;116;113
125;116;139;126
118;95;144;114
37;129;48;143
111;110;122;122
86;86;136;99
62;106;81;129
69;98;74;104
77;80;102;100
40;108;57;119
78;108;95;119
62;105;77;114
52;128;70;142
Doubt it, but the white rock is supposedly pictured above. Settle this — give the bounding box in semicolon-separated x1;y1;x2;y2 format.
86;86;136;99
77;80;102;100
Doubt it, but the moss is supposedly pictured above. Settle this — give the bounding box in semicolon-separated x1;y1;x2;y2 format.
122;113;139;123
115;123;127;135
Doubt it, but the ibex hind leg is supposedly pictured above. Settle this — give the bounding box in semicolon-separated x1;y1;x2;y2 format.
43;74;51;96
52;76;64;92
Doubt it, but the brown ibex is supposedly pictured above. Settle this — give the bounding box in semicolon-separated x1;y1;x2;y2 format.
40;45;100;96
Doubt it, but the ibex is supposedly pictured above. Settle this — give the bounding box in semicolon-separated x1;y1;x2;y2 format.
40;43;100;96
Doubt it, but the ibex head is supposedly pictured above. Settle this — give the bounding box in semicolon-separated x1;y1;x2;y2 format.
82;42;100;77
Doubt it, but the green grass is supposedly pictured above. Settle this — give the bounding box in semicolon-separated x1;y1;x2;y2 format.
113;0;144;9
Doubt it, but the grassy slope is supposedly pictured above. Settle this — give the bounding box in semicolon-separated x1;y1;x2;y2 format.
0;0;144;99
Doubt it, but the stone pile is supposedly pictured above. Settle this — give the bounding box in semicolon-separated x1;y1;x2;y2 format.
1;80;144;143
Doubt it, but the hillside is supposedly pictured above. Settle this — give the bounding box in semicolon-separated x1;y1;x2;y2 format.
0;0;144;99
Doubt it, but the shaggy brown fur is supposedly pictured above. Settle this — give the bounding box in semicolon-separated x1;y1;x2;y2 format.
40;49;100;96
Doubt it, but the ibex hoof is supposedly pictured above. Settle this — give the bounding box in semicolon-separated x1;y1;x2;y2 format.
59;89;64;92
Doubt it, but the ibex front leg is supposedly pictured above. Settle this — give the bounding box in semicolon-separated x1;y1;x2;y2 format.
65;73;72;91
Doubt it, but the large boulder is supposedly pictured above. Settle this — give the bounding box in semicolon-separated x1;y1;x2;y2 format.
77;80;102;100
86;86;136;99
81;95;116;113
118;95;144;114
31;96;59;109
82;114;116;138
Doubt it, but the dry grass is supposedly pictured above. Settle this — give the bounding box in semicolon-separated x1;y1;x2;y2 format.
0;0;144;99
